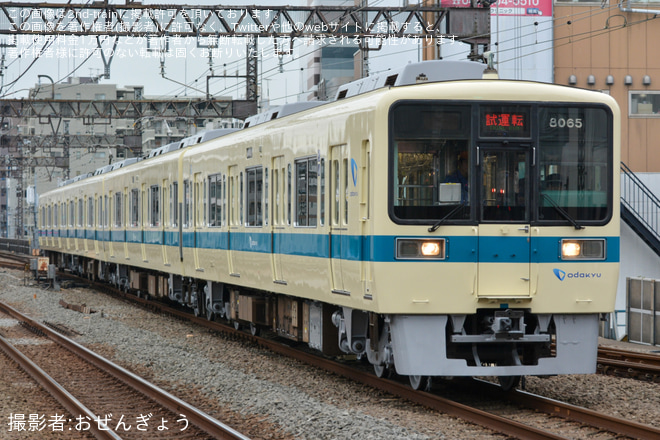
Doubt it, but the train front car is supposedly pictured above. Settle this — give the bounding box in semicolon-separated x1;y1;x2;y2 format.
370;80;620;389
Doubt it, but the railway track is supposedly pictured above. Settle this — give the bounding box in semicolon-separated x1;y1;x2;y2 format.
0;301;249;440
78;276;660;440
598;345;660;382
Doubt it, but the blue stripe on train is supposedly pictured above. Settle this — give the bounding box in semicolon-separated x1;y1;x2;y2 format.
42;229;620;264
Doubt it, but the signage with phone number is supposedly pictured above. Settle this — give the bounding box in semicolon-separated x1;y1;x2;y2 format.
440;0;552;16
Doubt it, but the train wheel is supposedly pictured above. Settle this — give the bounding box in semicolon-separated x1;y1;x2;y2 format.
373;364;393;379
233;320;241;330
498;375;521;391
250;323;260;336
408;375;431;391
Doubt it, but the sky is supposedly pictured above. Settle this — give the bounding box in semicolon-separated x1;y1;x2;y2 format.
0;0;471;107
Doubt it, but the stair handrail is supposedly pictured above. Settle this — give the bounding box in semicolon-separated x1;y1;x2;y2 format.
620;161;660;241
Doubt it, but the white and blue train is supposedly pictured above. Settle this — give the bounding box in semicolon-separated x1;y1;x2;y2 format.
39;61;620;389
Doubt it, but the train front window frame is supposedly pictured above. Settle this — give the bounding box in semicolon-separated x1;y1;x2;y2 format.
388;101;614;226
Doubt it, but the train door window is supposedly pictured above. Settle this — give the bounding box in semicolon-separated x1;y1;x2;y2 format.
480;150;528;222
48;205;52;228
273;167;279;225
203;179;207;226
114;192;122;227
104;196;109;228
287;164;292;225
78;199;83;227
87;197;94;227
69;201;74;227
208;173;220;227
246;167;263;227
170;182;178;227
184;180;191;228
343;158;349;225
221;175;226;226
239;172;244;225
54;205;58;228
333;158;340;225
97;198;102;228
264;168;269;226
130;189;139;227
320;158;325;226
295;157;318;227
149;185;160;227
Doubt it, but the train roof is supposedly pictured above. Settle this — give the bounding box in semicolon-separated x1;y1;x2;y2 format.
334;60;486;100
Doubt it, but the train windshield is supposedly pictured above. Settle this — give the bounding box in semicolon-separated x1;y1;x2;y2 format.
390;104;473;222
389;102;613;225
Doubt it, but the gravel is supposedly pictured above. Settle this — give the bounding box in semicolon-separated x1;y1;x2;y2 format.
1;268;659;439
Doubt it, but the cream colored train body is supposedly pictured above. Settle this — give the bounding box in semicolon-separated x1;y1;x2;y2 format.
39;61;621;387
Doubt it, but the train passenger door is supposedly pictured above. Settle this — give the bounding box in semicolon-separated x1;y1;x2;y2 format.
330;144;348;295
477;145;532;297
271;156;286;284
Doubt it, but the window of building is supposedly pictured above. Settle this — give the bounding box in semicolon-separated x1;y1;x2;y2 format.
295;157;318;227
629;91;660;116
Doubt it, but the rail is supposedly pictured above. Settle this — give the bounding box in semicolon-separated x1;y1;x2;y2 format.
620;162;660;256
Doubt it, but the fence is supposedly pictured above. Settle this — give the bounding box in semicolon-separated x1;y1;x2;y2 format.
0;238;31;255
627;277;660;345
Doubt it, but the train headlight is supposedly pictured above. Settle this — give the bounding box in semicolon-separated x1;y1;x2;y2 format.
561;239;606;260
396;238;445;259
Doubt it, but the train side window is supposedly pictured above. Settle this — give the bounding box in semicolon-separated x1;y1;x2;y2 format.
343;158;348;225
273;168;279;225
149;185;160;227
246;167;263;227
294;157;318;227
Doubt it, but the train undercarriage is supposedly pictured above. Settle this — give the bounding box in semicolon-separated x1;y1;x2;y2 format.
50;252;596;391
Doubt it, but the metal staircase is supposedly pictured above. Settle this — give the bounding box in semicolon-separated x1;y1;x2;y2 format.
620;162;660;256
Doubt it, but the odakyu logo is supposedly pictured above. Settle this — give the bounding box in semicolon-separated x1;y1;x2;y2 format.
351;158;358;187
553;269;566;281
553;268;602;281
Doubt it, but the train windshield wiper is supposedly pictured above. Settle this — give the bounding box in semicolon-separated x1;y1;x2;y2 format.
540;193;584;230
428;203;466;233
